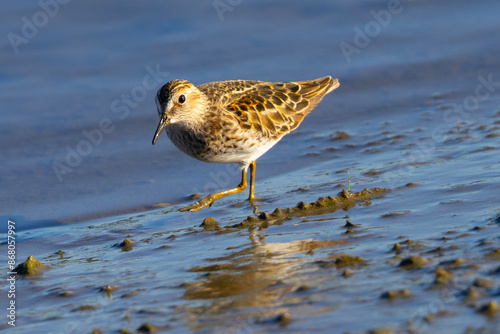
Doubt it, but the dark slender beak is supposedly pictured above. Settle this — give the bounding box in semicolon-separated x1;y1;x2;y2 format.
152;116;171;145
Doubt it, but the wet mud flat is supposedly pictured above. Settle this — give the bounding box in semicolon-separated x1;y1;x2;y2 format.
5;108;500;334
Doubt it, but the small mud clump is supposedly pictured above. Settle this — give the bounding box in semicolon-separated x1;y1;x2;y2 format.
344;220;360;228
316;254;366;269
276;312;292;327
116;239;134;252
399;256;428;269
392;243;403;254
464;286;481;302
137;322;169;333
478;300;499;317
381;288;411;300
14;256;49;276
434;266;453;285
200;217;221;231
331;130;351;140
473;278;493;289
369;328;395;334
100;285;118;298
343;268;355;277
72;305;99;312
486;248;500;258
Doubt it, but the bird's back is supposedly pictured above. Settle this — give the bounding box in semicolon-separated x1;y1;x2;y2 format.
198;76;339;141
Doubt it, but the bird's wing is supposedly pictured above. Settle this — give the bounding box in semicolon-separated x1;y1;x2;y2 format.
219;76;339;140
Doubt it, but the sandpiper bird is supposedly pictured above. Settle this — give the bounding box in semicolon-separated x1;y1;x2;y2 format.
153;76;339;212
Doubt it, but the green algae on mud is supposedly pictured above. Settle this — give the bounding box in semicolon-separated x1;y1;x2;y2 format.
232;188;391;229
136;322;171;333
315;254;366;269
399;255;429;269
380;288;411;300
14;255;49;276
114;239;134;252
200;217;221;231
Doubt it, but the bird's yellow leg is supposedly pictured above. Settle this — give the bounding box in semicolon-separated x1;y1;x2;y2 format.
179;168;248;212
248;161;256;201
248;161;259;213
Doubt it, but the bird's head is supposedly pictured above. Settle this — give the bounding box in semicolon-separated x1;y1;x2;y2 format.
152;79;207;145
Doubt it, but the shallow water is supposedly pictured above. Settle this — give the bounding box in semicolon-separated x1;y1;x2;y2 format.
1;0;500;333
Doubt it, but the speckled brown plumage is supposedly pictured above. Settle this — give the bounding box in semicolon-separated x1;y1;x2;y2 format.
153;76;340;212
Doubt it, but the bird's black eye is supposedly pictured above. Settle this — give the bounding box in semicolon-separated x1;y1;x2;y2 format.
178;94;186;104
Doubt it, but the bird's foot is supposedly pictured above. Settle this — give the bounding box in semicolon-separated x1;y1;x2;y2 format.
179;195;216;212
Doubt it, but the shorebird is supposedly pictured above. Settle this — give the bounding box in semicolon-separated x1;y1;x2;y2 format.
153;76;339;212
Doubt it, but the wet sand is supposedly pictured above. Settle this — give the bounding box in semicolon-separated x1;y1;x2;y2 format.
1;0;500;333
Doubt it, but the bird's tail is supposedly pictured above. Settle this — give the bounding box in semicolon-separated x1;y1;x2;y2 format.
325;77;340;94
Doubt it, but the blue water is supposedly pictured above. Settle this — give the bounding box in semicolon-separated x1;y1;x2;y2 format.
1;1;500;333
2;0;499;229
